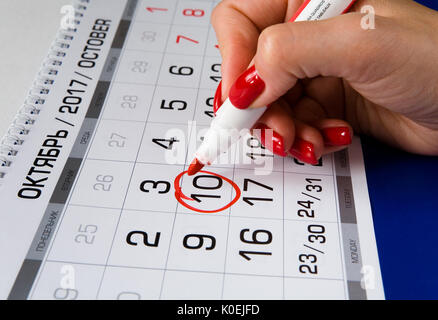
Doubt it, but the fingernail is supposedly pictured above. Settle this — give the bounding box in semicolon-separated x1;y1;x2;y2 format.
288;138;318;165
213;81;223;115
229;65;265;109
322;127;352;146
253;123;287;157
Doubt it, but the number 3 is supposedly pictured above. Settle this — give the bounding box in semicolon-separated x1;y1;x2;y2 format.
139;180;170;194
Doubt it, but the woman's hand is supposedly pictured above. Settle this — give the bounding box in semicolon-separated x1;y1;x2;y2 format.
211;0;438;164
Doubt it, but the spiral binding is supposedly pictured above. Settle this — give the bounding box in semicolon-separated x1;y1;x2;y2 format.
0;0;89;185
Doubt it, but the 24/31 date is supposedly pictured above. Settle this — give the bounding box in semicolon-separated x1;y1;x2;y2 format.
297;178;322;219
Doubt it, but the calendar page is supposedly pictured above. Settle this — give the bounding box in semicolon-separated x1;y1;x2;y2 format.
0;0;384;300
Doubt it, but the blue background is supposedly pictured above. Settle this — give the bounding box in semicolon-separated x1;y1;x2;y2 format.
362;0;438;301
417;0;437;10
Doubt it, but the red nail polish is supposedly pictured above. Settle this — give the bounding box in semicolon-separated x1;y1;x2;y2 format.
288;138;318;165
322;127;352;146
229;65;265;109
254;123;287;157
213;81;223;115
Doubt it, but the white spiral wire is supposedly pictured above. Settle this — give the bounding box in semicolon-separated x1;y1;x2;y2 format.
0;0;89;185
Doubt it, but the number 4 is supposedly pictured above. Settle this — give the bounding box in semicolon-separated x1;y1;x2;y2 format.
152;137;179;150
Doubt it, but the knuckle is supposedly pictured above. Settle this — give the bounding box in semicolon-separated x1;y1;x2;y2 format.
257;25;286;67
211;1;226;25
211;0;234;25
256;26;293;100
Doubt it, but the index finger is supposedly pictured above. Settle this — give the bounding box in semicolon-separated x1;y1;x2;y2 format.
211;0;304;100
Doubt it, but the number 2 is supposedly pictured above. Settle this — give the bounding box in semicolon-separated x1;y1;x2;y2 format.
93;175;113;191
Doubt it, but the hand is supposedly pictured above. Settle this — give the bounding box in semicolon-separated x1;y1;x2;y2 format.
211;0;438;164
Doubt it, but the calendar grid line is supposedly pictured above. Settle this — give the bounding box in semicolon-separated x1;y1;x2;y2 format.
282;157;285;299
43;260;344;282
128;20;210;30
131;28;175;301
157;0;194;300
220;130;237;299
66;203;343;225
332;153;349;298
133;20;213;30
83;156;332;175
124;47;220;58
113;80;218;90
157;0;220;299
93;0;203;299
99;118;204;125
93;0;167;298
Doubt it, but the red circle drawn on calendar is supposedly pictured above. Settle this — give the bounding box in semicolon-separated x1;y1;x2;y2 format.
174;170;241;213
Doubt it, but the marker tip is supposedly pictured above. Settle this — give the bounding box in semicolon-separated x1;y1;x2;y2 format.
188;158;204;176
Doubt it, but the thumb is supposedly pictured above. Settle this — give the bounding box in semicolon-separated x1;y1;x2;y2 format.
241;12;399;109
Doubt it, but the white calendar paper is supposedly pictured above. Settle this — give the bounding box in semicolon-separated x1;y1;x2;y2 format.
0;0;384;300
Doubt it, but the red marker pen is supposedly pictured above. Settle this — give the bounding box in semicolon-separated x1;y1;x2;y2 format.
188;0;357;175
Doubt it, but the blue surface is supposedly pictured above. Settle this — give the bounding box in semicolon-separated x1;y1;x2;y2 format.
362;0;438;300
417;0;437;9
363;137;438;299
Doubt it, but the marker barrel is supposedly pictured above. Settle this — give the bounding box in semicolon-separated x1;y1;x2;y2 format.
195;99;267;164
292;0;356;22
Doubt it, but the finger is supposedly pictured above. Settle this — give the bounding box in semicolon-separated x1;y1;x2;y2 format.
283;80;304;107
312;118;354;149
291;97;354;147
290;96;327;123
287;119;325;165
251;99;296;157
302;76;345;119
211;0;303;98
251;100;325;165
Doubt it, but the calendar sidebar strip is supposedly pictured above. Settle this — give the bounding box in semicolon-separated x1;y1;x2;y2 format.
333;142;384;300
346;138;385;299
6;0;136;300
